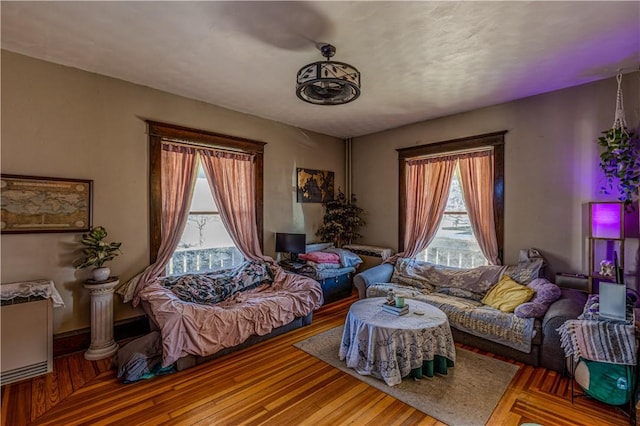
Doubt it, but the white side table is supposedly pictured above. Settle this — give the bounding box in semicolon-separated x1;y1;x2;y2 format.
83;277;119;360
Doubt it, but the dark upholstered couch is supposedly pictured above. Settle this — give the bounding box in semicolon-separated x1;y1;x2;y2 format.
354;262;588;372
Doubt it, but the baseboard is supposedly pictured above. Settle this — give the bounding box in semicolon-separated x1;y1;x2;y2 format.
53;315;150;358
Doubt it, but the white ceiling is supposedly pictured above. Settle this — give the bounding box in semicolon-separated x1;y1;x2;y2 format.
2;1;639;138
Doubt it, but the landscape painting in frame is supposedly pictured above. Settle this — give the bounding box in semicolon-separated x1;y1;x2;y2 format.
297;168;334;203
1;174;93;233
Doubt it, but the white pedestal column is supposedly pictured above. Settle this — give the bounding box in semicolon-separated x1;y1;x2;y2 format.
84;278;119;360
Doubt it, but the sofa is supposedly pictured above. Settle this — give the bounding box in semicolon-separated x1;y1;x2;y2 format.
133;261;323;375
353;256;588;372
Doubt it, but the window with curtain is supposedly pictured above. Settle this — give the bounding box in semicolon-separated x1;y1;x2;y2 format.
166;163;243;275
147;121;265;273
416;161;488;268
397;132;505;265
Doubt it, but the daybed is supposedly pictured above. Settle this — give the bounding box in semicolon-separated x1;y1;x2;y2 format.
353;255;587;372
137;260;323;371
284;244;363;303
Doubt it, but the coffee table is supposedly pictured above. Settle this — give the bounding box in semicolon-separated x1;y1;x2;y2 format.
339;297;456;386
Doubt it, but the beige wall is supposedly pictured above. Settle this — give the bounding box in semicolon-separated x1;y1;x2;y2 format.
1;51;345;334
352;72;640;278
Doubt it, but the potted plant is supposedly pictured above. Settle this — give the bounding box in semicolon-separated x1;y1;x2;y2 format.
597;71;639;212
597;127;639;211
316;189;366;247
75;226;122;281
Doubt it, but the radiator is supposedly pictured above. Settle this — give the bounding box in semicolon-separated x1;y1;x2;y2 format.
1;297;53;385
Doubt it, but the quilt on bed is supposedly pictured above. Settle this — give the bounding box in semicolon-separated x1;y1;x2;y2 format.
138;263;323;366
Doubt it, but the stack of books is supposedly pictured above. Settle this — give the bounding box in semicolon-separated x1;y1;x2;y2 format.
382;302;409;316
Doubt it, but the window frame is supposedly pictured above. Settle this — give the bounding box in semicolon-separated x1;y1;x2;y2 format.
397;131;506;263
147;120;266;264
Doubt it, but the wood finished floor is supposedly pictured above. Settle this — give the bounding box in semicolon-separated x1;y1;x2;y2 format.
1;294;632;426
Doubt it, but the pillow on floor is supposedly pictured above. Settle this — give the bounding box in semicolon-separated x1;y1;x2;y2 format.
482;275;535;313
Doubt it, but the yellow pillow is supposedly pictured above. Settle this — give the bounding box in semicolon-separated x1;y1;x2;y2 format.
482;275;535;313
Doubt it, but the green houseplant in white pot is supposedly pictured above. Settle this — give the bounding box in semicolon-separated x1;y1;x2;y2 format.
75;226;122;281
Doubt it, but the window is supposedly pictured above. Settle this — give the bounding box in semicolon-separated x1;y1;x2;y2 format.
416;165;488;268
147;121;265;274
397;132;505;265
166;163;244;275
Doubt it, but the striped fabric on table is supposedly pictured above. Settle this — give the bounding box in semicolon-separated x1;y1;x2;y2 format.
558;319;636;365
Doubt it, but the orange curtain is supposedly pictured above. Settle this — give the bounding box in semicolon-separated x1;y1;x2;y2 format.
401;156;457;259
199;150;266;261
126;144;198;306
458;151;500;265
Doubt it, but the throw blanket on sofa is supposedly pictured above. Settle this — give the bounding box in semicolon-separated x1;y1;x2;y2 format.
139;267;323;366
367;283;536;353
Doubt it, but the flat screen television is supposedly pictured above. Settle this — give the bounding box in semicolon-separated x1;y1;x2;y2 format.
275;233;306;262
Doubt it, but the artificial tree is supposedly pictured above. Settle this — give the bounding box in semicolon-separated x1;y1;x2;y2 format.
316;189;365;247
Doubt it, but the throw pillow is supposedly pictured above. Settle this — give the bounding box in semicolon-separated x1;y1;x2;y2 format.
298;251;340;264
503;256;544;284
482;275;535;313
514;278;562;318
324;247;363;267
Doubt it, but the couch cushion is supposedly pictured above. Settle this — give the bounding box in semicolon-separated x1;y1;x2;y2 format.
482;275;535;313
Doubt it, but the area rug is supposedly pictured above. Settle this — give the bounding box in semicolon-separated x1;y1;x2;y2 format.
294;326;519;426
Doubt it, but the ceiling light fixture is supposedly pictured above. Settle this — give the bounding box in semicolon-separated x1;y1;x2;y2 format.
296;44;361;105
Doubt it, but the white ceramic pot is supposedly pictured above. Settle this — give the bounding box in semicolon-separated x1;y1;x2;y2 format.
91;267;111;282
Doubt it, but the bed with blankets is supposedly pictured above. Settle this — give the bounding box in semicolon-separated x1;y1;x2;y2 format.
129;260;323;376
282;243;363;303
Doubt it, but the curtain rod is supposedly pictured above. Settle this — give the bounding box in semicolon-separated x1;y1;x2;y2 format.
408;146;493;162
161;138;256;156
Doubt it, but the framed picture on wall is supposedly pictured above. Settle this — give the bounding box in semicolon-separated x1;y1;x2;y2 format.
0;174;93;234
296;168;334;203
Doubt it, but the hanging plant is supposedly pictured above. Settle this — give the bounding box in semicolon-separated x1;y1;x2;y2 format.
597;71;640;211
316;189;366;247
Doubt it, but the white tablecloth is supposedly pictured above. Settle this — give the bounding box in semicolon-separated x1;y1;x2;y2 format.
339;297;456;386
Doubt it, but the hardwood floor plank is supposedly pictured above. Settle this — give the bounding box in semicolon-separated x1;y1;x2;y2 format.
2;295;635;426
52;357;73;403
3;380;31;426
65;353;87;391
29;375;47;421
0;384;10;423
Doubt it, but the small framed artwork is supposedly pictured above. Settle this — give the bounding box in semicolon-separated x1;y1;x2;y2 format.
297;168;334;203
1;174;93;234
